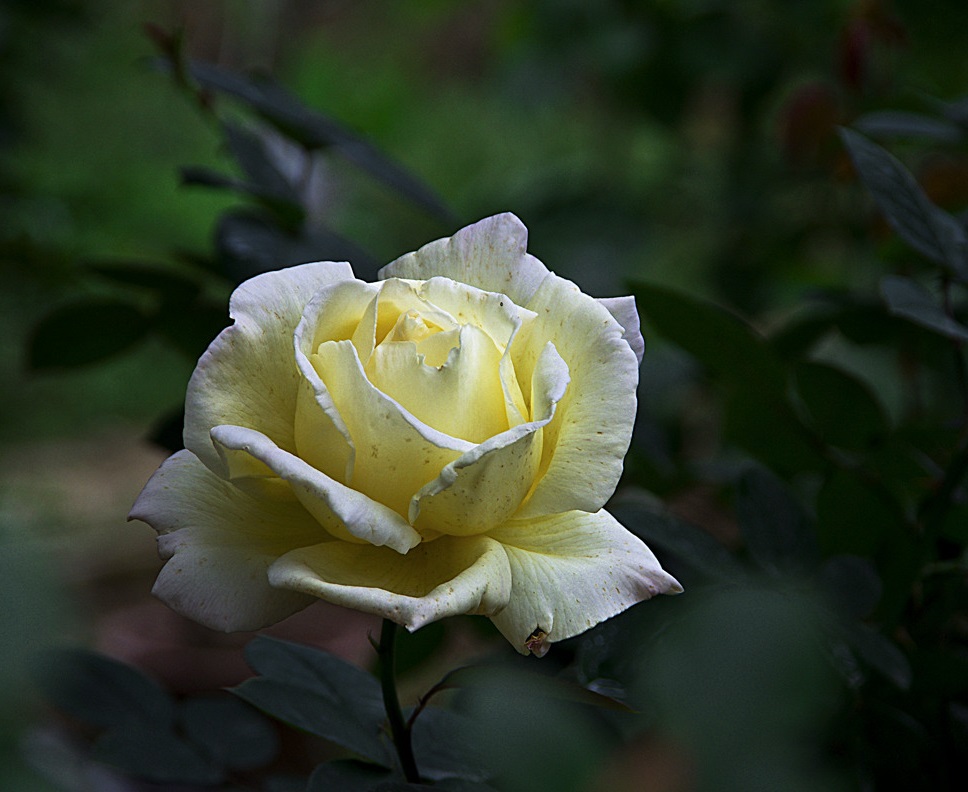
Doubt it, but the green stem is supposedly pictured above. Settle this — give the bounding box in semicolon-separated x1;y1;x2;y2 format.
378;619;420;783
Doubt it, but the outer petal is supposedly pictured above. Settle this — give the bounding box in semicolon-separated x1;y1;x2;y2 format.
210;425;421;554
514;274;639;518
598;295;645;365
378;214;551;308
409;342;569;536
128;450;322;631
488;510;683;656
267;535;512;631
185;261;356;475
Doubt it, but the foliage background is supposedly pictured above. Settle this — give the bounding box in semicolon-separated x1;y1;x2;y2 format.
2;0;968;790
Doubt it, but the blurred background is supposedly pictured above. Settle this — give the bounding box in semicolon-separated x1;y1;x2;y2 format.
3;1;968;790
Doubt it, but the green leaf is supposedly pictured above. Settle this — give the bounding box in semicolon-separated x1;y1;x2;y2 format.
185;60;455;223
85;260;202;296
35;649;174;731
735;466;818;574
93;723;222;786
180;694;278;771
632;282;784;390
611;492;745;585
840;128;968;277
222;120;298;203
231;636;389;764
410;707;489;782
840;621;912;689
817;555;883;620
853;111;963;143
880;275;968;341
792;360;891;450
28;300;151;370
307;760;393;792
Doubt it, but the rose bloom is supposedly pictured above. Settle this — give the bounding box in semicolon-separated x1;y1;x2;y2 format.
131;214;681;656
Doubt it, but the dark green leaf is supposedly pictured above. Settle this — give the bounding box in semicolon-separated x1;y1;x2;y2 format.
35;649;174;730
93;723;222;785
792;360;891;450
216;211;375;283
180;694;278;771
611;492;745;585
410;707;489;782
840;621;912;689
735;466;818;573
85;260;202;297
222;120;298;202
180;165;305;228
632;282;784;390
185;60;455;223
817;555;883;620
880;275;968;341
154;299;228;358
307;760;393;792
231;636;389;764
28;300;151;369
840;128;968;277
853;111;963;143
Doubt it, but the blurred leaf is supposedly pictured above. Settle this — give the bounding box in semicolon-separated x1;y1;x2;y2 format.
222;120;298;202
35;649;174;731
840;128;968;278
231;636;389;764
792;360;891;450
184;60;455;222
180;165;305;229
611;492;745;585
93;723;221;786
85;260;202;297
853;111;963;143
815;471;897;558
307;760;393;792
839;621;912;690
817;556;883;621
880;275;968;341
735;466;818;574
216;210;375;283
153;298;227;359
180;694;278;771
633;282;784;389
28;300;151;369
410;707;489;782
394;620;446;677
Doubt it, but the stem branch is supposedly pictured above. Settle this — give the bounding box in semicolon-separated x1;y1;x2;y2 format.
378;619;420;783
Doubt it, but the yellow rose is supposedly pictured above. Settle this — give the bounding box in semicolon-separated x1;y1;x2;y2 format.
130;214;681;656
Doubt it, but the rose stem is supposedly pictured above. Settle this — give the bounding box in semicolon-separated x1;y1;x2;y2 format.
378;619;420;783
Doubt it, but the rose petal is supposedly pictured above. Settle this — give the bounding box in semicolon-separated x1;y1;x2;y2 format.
210;425;422;554
128;450;322;631
366;323;508;444
513;274;639;518
185;262;356;476
409;342;569;536
267;535;512;631
378;214;551;308
310;340;470;518
598;295;645;365
488;510;683;655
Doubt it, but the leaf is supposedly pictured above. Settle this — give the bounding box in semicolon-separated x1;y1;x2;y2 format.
840;128;968;277
853;111;963;143
222;120;298;202
817;555;883;620
610;492;745;585
231;636;389;764
35;649;174;731
28;300;151;370
880;275;968;341
93;723;222;786
840;621;912;690
184;60;455;222
179;694;279;771
632;282;784;391
216;210;376;284
792;360;891;450
85;260;202;297
307;760;394;792
735;466;818;574
410;707;490;782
